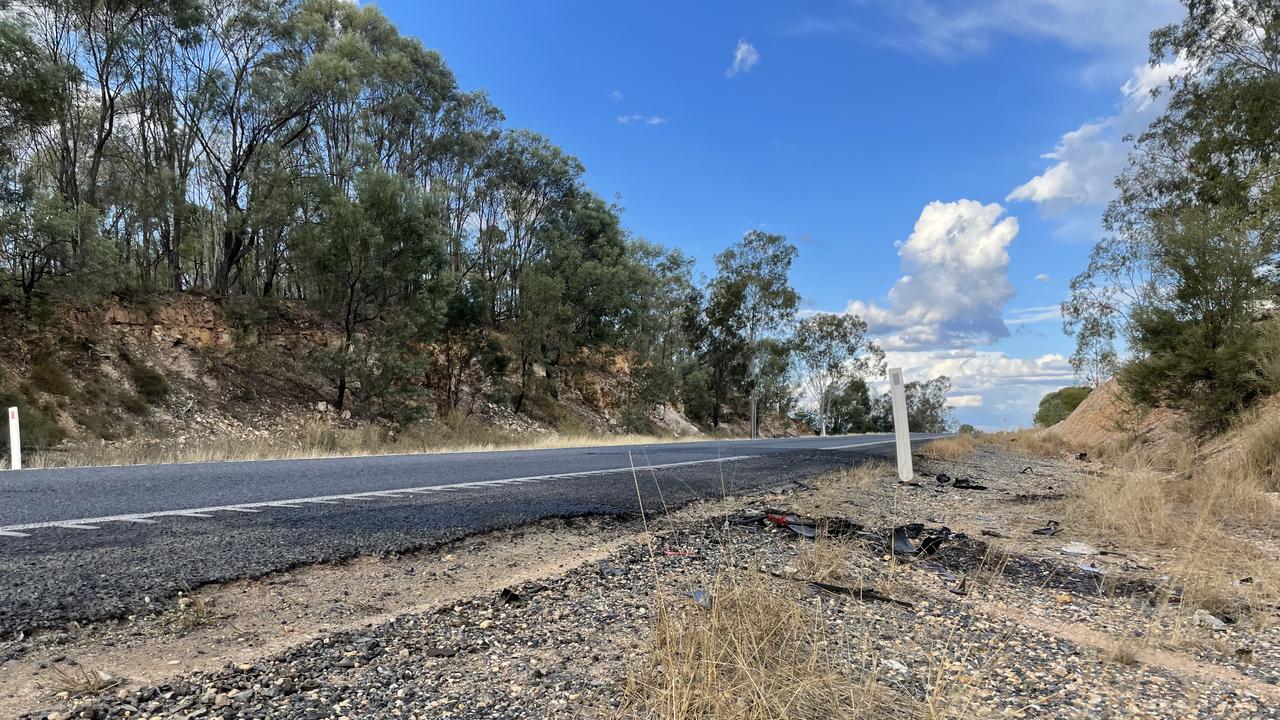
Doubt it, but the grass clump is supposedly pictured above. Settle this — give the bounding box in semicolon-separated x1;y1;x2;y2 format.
624;571;903;719
30;353;73;396
920;434;978;461
130;362;170;404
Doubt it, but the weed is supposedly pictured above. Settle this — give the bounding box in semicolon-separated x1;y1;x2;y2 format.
31;354;73;396
920;434;978;461
45;663;121;698
130;362;170;404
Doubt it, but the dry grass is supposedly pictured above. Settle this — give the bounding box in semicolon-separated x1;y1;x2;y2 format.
1103;637;1143;666
1067;451;1280;621
623;571;908;720
919;434;978;461
1241;408;1280;491
977;429;1072;458
45;664;121;698
23;415;713;469
794;540;851;584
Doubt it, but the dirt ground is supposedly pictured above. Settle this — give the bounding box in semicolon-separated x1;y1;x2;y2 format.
3;445;1277;719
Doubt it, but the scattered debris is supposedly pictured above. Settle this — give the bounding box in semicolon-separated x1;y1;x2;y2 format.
936;473;952;485
683;589;712;609
1077;452;1090;462
597;563;626;578
421;646;457;658
981;528;1010;539
495;584;547;607
808;580;914;608
1061;542;1100;556
1194;609;1230;632
1077;562;1106;576
882;659;910;673
1031;521;1061;536
952;477;989;490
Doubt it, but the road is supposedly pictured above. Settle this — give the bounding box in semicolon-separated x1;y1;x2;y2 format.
0;433;939;634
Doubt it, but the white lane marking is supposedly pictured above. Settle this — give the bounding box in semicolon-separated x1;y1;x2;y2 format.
821;435;952;451
821;439;898;450
118;518;158;524
0;530;30;537
172;512;213;518
0;455;755;536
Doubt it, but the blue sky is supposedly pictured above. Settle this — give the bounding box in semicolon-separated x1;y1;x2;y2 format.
373;0;1186;428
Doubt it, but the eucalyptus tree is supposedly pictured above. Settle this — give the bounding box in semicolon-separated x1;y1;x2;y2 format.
792;312;884;436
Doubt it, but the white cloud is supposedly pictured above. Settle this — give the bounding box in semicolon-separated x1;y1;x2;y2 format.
726;39;760;78
947;394;984;408
883;349;1075;428
1035;273;1051;282
894;0;1182;63
1005;305;1061;325
610;90;624;102
886;349;1073;392
845;200;1018;349
1007;58;1189;211
617;114;667;126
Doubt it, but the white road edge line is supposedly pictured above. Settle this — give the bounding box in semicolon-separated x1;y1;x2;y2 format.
0;455;755;535
821;435;953;451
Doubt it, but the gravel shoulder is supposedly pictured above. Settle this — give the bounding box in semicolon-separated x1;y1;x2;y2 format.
5;445;1278;719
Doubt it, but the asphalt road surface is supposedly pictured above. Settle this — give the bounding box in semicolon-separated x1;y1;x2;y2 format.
0;433;940;634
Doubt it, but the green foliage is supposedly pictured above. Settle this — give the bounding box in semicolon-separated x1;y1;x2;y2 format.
130;363;171;404
0;389;66;450
791;313;884;435
31;352;73;396
1034;386;1092;427
958;423;977;435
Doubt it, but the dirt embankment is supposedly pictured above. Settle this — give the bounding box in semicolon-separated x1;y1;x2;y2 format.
0;295;714;465
1050;379;1190;456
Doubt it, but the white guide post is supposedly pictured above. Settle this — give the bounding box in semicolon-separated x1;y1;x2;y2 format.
887;368;912;482
7;407;20;471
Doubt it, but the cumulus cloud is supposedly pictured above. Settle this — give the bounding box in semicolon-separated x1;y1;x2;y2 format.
845;200;1018;349
886;349;1072;390
880;349;1075;427
1035;273;1051;282
947;394;984;408
617;114;667;126
726;39;759;77
1007;59;1189;211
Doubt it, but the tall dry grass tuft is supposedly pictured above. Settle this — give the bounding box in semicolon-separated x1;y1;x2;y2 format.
920;434;978;461
1241;409;1280;491
623;571;905;720
1068;452;1280;620
978;429;1072;458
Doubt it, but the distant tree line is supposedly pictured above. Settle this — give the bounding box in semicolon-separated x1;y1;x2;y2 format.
0;0;949;432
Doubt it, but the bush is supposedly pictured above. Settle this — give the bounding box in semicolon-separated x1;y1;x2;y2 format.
130;363;170;404
1033;386;1092;427
31;353;73;396
119;393;149;416
0;391;67;450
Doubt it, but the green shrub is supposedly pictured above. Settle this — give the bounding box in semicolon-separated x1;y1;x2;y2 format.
1034;386;1092;427
0;391;67;449
119;393;149;416
131;363;170;404
31;354;73;396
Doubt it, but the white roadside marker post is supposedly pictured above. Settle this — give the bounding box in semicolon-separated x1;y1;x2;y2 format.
7;407;20;471
888;368;912;483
